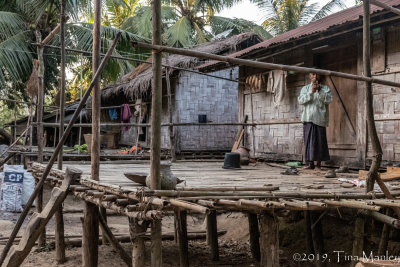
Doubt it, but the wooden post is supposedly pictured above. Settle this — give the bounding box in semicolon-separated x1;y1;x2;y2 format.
363;0;383;192
55;207;66;263
304;211;314;254
259;212;279;267
175;209;189;267
129;218;149;267
351;215;365;267
378;209;392;255
82;202;99;267
151;219;162;267
150;0;163;266
55;1;66;263
310;212;326;267
206;210;219;261
0;34;121;266
83;0;101;266
248;213;260;262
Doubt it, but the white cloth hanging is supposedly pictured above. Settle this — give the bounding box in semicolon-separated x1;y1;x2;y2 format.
266;70;287;107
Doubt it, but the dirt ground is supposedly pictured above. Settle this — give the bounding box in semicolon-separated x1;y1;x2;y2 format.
0;185;390;267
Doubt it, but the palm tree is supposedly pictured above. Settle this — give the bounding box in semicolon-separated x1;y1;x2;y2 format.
250;0;347;36
123;0;271;48
0;0;147;104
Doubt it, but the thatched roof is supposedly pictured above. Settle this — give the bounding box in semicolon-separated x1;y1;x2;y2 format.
101;32;262;103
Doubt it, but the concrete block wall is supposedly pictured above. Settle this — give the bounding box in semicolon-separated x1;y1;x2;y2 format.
173;68;239;151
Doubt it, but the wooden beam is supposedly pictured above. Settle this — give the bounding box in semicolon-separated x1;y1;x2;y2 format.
206;210;219;261
131;41;400;88
259;212;279;267
3;167;81;267
0;33;121;266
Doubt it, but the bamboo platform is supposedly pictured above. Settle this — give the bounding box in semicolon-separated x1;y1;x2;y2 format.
30;161;400;215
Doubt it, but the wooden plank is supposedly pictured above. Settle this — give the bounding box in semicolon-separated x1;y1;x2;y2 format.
231;129;244;152
358;170;400;181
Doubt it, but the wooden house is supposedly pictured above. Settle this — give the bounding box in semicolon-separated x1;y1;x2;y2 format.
99;33;262;153
199;0;400;167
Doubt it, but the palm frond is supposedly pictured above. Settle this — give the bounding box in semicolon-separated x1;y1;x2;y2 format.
312;0;347;21
0;31;34;87
166;16;192;47
15;0;50;24
210;16;272;40
0;12;28;40
192;21;209;44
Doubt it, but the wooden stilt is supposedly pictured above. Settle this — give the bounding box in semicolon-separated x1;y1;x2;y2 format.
259;212;279;267
248;213;260;262
175;209;189;267
310;212;326;267
165;66;176;162
351;215;365;267
378;209;392;255
206;210;219;261
82;202;99;267
304;211;314;254
55;206;66;263
129;218;149;267
150;0;163;265
151;219;162;267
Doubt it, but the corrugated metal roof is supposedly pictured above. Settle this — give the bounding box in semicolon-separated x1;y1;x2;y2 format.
198;0;399;69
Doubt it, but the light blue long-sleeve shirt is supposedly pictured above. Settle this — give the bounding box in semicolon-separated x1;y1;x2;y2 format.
298;83;333;127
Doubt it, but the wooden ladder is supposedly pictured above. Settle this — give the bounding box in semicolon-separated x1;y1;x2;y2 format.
3;167;82;267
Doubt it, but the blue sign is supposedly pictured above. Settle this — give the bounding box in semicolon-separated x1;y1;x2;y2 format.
4;172;24;183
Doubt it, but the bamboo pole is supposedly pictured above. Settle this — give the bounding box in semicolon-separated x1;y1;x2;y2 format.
0;33;121;266
369;0;400;16
169;199;209;214
310;212;326;267
55;1;67;263
35;29;46;248
131;41;400;88
360;210;400;229
151;1;163;266
165;65;176;162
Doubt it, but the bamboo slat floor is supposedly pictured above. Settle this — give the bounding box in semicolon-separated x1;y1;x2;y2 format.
62;161;370;194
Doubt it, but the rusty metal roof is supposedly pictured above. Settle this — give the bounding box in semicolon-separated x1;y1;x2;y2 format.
198;0;399;69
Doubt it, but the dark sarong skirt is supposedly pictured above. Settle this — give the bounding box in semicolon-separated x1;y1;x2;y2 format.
303;122;330;162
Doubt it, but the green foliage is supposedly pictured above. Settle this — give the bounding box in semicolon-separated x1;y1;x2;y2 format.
126;0;271;48
250;0;347;36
